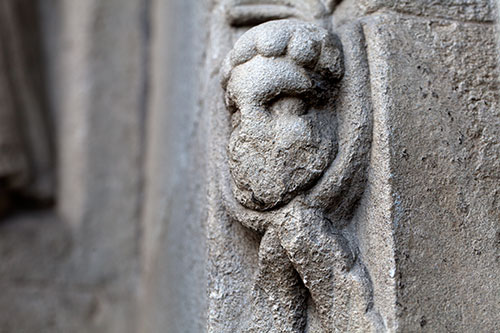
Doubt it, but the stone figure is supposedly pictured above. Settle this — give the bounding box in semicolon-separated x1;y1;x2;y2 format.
220;20;381;332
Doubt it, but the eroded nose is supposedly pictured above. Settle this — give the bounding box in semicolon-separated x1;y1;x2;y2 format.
269;96;308;117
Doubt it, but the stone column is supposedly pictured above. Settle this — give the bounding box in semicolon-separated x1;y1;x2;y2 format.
359;1;500;330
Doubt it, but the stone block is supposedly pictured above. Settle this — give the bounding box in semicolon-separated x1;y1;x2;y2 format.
363;13;500;331
359;0;495;22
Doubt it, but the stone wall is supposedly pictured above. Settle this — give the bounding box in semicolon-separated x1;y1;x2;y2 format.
0;0;498;332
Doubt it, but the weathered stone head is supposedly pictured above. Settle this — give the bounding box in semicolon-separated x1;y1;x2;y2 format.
221;20;344;211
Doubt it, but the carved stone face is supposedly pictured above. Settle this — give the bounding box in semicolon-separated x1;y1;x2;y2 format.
222;20;343;211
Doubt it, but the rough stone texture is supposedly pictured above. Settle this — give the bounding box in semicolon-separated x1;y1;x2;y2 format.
225;0;336;26
222;20;343;212
210;12;385;330
359;0;496;22
334;0;497;27
207;1;500;332
0;0;499;332
363;12;500;332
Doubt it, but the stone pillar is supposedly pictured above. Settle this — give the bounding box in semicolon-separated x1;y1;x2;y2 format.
360;1;500;330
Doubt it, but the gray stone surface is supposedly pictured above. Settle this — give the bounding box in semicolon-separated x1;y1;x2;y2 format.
210;13;383;331
207;1;499;332
221;20;344;212
136;0;207;332
0;214;130;333
0;0;499;332
363;12;500;332
359;0;496;22
56;2;150;331
225;0;340;26
0;0;151;332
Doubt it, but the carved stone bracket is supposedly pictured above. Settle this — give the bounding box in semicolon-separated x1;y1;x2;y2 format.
218;19;382;332
225;0;342;28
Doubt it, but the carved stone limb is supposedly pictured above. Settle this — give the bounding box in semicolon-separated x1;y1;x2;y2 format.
256;226;307;333
219;18;380;332
279;207;379;332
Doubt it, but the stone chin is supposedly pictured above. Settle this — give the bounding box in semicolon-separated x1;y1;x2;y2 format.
227;111;335;211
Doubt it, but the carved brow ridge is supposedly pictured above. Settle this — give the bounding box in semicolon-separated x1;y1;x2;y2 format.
227;4;301;27
228;57;314;105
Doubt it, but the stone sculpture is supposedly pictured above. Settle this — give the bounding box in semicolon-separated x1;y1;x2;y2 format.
225;0;337;26
220;19;382;332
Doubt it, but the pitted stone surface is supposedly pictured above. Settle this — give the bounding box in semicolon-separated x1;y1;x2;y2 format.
225;0;338;26
364;14;500;332
218;19;381;332
359;0;496;22
222;20;343;211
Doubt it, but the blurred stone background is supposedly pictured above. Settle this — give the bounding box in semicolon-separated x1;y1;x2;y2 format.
0;0;498;332
1;1;206;332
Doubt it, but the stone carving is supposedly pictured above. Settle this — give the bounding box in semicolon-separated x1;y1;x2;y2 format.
220;19;382;332
221;20;342;212
225;0;339;27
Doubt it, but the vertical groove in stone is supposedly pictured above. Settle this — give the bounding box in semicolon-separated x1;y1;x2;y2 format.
359;19;399;332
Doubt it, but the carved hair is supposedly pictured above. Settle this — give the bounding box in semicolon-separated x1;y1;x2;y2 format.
221;19;344;112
